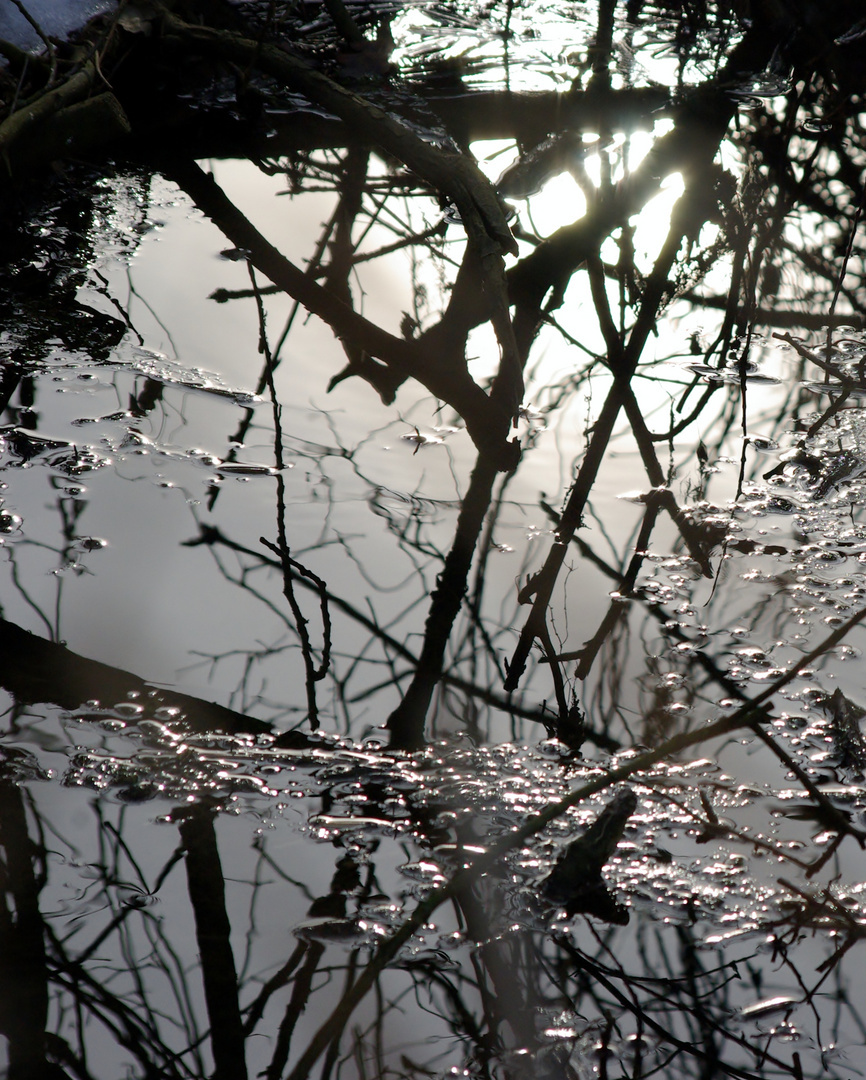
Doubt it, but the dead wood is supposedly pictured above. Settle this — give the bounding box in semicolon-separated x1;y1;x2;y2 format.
159;10;517;260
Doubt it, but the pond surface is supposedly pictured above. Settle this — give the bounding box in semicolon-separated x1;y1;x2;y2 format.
4;1;866;1078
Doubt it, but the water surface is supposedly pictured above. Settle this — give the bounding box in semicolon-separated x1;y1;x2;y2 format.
3;1;866;1077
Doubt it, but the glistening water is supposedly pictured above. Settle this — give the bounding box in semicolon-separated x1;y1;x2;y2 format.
3;2;866;1078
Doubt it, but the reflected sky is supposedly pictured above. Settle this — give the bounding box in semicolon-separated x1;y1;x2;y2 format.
4;1;866;1077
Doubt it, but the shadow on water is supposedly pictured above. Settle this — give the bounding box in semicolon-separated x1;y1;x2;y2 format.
4;0;866;1076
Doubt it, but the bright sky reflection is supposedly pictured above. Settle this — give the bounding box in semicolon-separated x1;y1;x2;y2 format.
476;121;685;262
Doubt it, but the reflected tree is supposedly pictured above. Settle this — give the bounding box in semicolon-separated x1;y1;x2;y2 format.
4;0;866;1078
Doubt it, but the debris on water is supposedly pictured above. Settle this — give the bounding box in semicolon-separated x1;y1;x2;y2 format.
124;347;259;405
400;426;447;451
738;996;799;1020
212;462;277;476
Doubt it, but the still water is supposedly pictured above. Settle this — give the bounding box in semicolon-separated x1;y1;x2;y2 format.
3;1;866;1077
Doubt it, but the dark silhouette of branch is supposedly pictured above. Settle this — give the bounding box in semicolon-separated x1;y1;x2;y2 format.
162;158;518;467
0;617;273;738
0;778;73;1080
178;804;248;1080
286;605;866;1080
160;12;518;260
504;139;741;691
386;452;501;748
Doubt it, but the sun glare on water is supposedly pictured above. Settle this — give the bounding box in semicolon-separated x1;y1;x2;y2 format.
477;121;685;266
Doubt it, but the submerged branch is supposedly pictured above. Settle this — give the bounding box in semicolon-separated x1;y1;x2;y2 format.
0;617;273;737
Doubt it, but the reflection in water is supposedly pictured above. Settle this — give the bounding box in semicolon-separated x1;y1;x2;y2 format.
4;0;866;1076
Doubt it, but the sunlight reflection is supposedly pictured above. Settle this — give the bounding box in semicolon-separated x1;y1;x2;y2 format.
522;171;586;238
631;172;685;264
478;121;686;259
